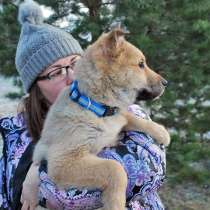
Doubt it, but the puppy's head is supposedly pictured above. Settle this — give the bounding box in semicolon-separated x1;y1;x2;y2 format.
81;28;168;104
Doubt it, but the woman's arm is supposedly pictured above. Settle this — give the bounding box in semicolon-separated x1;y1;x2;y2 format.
21;163;103;210
21;163;39;210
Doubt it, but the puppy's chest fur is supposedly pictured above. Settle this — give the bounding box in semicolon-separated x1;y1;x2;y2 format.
41;88;127;155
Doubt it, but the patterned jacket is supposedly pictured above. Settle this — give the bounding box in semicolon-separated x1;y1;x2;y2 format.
0;105;166;210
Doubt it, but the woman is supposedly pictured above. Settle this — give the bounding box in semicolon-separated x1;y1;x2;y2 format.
0;0;166;210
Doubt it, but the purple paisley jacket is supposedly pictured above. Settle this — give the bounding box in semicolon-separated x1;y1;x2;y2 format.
0;105;166;210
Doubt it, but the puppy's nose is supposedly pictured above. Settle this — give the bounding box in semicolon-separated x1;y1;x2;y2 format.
161;79;168;87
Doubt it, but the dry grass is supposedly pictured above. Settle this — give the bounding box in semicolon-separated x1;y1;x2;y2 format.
160;182;210;210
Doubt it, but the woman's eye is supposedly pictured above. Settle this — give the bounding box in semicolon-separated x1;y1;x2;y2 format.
70;61;76;69
139;62;145;69
50;69;62;78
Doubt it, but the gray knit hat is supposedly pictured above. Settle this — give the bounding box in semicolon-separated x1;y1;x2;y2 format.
15;0;83;93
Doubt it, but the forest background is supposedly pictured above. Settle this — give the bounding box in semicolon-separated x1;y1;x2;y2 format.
0;0;210;209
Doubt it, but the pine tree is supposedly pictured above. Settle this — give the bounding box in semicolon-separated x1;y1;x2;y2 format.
0;1;19;76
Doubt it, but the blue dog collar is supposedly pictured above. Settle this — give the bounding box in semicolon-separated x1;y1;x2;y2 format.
69;81;119;117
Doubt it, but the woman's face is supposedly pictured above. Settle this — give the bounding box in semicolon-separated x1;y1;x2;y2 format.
37;54;80;104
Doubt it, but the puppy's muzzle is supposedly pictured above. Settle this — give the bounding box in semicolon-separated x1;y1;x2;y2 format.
136;82;167;101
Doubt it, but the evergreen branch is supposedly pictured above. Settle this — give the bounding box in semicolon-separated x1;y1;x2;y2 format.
6;0;18;9
100;1;116;6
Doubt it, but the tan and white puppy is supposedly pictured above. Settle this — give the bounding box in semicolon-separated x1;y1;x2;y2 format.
33;28;170;210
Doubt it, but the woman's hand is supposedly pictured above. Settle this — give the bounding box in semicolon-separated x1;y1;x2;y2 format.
21;163;40;210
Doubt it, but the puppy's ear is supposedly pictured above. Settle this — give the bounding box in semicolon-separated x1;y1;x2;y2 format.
106;28;127;49
99;27;129;61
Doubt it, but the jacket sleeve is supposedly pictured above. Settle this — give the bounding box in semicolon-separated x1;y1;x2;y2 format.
0;117;5;157
38;169;103;210
0;115;35;210
0;117;12;210
0;117;9;146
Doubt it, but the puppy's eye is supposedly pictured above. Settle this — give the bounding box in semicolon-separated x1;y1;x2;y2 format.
139;62;145;69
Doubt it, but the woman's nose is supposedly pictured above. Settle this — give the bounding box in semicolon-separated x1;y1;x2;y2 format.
66;69;74;85
66;76;73;85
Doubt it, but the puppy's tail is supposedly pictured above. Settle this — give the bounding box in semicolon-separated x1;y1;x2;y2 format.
33;141;48;164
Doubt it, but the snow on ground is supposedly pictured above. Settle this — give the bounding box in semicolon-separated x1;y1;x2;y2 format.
0;76;19;117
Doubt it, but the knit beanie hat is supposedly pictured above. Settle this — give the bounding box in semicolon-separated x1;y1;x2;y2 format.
15;0;83;93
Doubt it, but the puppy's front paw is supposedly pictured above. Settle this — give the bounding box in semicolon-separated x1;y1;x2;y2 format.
152;124;170;146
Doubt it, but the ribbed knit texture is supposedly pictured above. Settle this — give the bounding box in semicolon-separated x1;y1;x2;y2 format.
15;0;83;92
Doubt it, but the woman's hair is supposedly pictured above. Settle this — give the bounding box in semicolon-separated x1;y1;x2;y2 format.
21;83;50;143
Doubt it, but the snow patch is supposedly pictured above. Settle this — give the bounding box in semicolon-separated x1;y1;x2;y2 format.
0;76;19;117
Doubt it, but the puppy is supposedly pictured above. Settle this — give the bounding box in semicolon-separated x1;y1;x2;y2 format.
33;28;170;210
